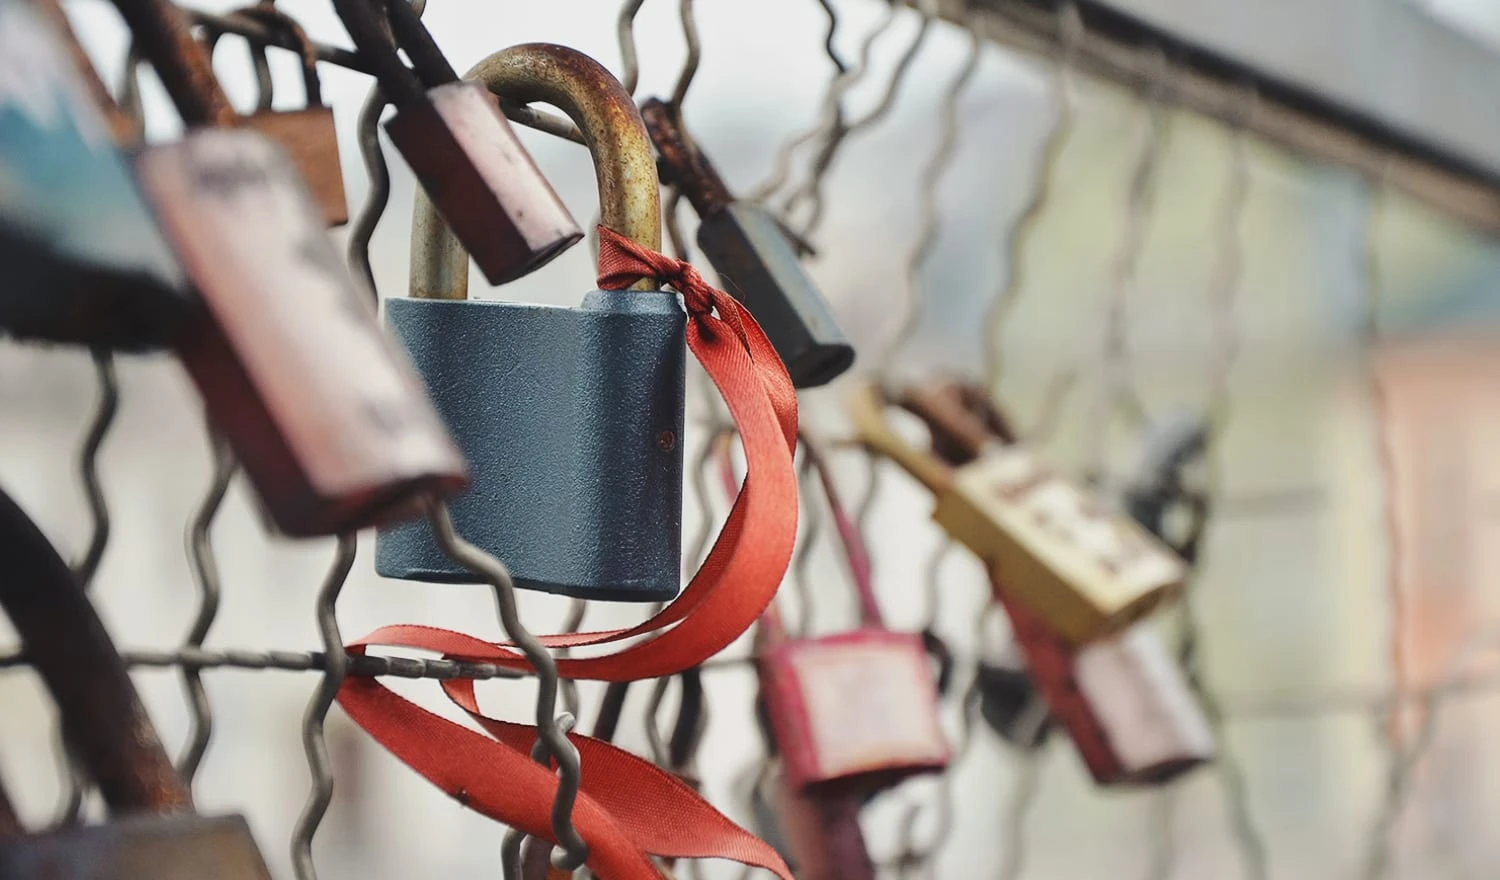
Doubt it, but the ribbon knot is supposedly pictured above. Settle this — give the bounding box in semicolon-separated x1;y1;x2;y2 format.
596;226;715;315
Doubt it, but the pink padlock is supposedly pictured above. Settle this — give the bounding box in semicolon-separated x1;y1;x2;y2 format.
725;436;950;796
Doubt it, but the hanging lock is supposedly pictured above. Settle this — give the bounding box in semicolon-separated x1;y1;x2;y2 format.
332;0;579;283
752;440;949;795
376;43;685;601
0;0;192;350
112;0;467;535
0;489;272;878
1121;411;1210;563
641;98;854;388
201;6;348;226
848;379;1186;645
975;634;1052;750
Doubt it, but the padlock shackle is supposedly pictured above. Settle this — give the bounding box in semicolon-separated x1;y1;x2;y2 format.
640;97;733;219
410;43;661;300
109;0;237;127
331;0;427;107
198;9;275;115
846;381;954;494
799;436;885;629
897;380;1016;466
0;488;192;816
240;6;326;109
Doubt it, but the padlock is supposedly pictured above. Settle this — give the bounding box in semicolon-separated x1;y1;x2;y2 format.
1122;411;1210;563
202;5;348;226
0;0;191;350
768;768;875;880
848;379;1186;645
751;439;948;795
0;486;272;878
332;0;580;283
113;0;468;536
640;97;854;388
996;584;1214;786
376;44;685;601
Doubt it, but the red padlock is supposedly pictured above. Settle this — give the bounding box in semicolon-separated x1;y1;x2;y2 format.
726;436;950;796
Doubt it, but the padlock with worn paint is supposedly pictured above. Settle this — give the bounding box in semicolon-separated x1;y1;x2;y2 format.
641;97;854;388
0;0;192;350
202;6;347;226
377;44;685;601
849;379;1186;645
112;0;467;536
0;487;272;878
332;0;579;283
746;439;949;795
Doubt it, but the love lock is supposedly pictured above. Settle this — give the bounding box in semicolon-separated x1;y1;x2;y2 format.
377;44;686;602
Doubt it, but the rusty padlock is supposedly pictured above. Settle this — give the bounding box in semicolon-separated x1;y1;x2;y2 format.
641;98;854;388
332;0;580;283
377;44;685;601
0;0;191;350
0;487;272;878
202;6;347;226
848;379;1186;645
111;0;468;536
743;438;949;796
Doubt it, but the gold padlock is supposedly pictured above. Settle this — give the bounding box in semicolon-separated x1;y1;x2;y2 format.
847;380;1185;645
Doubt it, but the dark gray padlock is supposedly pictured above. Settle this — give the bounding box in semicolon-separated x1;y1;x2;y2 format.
976;640;1052;750
641;98;854;389
377;44;685;602
1123;411;1210;564
0;486;271;879
0;0;191;350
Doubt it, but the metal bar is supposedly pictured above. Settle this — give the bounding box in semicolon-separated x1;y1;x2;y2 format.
922;0;1500;237
0;647;525;681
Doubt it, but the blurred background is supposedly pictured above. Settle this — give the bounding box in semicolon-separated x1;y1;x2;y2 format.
3;0;1500;877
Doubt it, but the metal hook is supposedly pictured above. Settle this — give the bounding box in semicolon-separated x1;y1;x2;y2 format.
428;503;587;871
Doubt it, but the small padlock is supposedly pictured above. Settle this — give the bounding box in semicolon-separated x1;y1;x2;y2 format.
640;97;854;388
202;6;348;226
377;44;685;601
849;379;1186;645
995;583;1214;786
0;487;272;878
749;439;949;796
332;0;580;283
975;636;1053;750
0;0;191;350
113;0;468;536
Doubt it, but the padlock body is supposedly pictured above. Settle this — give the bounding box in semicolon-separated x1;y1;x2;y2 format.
0;812;271;879
976;654;1052;750
759;628;949;794
0;0;191;350
244;106;348;227
696;202;853;389
377;289;686;601
135;128;468;536
935;444;1185;645
385;81;582;285
1000;589;1214;786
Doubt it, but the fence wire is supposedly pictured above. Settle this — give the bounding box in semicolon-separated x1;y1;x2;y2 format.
0;1;1492;879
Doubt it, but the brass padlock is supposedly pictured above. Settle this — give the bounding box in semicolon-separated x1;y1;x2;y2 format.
848;379;1186;645
641;98;854;388
114;0;468;536
0;0;192;350
0;487;272;878
202;6;347;226
746;439;949;796
332;0;580;283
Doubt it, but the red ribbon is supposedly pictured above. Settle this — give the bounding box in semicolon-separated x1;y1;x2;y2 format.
336;227;799;878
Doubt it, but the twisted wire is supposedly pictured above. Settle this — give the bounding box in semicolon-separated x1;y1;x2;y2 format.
177;432;234;785
73;349;118;586
983;2;1081;397
290;534;355;880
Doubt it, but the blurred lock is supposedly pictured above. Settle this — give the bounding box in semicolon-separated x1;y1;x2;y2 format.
0;488;272;878
849;379;1186;645
113;0;468;535
997;584;1214;786
204;6;347;226
768;764;875;880
641;97;854;388
333;0;580;283
1122;411;1210;563
0;0;192;350
746;439;948;796
975;636;1052;750
377;44;685;601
